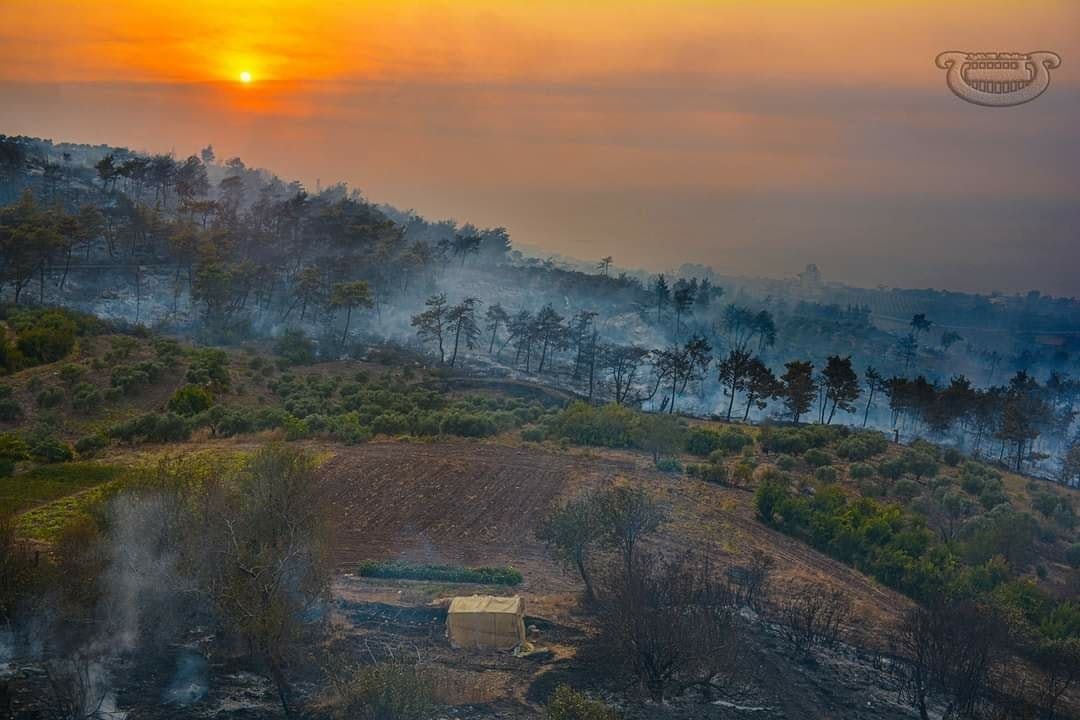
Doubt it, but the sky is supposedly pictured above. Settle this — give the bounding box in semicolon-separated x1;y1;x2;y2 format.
1;0;1078;296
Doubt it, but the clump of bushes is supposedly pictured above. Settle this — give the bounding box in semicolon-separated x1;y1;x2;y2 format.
111;360;165;395
803;448;833;468
546;685;618;720
107;412;191;444
546;402;641;448
849;462;875;480
686;462;728;485
815;466;839;484
36;386;65;409
186;348;231;391
274;328;316;366
358;560;523;586
30;436;74;463
331;662;434;720
755;480;944;601
167;385;214;416
0;433;29;476
958;462;999;495
57;363;86;388
758;424;847;455
74;434;107;457
72;382;103;413
12;309;78;365
775;454;798;471
655;457;682;473
685;425;753;456
0;385;22;421
834;431;888;461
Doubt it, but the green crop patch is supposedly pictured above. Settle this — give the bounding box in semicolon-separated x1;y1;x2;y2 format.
358;560;523;586
0;462;123;518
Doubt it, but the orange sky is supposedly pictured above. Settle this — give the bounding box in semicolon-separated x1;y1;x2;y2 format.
1;1;1078;294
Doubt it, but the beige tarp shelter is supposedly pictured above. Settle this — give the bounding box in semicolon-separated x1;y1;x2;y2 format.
447;595;525;651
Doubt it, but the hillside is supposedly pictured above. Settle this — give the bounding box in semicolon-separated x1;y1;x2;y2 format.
1;311;1078;718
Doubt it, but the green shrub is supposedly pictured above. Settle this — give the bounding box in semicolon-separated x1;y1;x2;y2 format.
336;662;434;720
72;382;103;413
959;462;999;495
815;466;839;484
849;462;875;480
283;416;310;441
167;385;214;416
834;432;888;461
895;478;920;500
685;427;722;456
185;348;231;391
57;363;86;388
1031;491;1065;519
521;426;545;442
546;685;618;720
776;454;798;471
732;460;756;487
755;480;946;602
979;482;1009;510
111;361;165;395
858;478;884;498
759;426;810;455
547;401;641;448
441;411;499;438
0;385;22;421
36;386;65;409
0;432;29;460
878;457;908;481
152;337;183;366
687;462;728;485
73;434;107;457
686;426;752;456
107;413;191;443
803;448;833;468
960;507;1037;567
30;437;74;463
902;451;938;480
1052;504;1076;530
943;448;962;466
105;335;138;362
15;310;77;365
358;561;522;586
274;328;316;366
909;439;941;461
0;335;24;373
655;457;682;473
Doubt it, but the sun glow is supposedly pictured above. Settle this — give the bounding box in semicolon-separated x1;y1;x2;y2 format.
239;70;252;83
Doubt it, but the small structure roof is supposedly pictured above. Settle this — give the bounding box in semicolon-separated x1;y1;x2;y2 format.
448;595;523;615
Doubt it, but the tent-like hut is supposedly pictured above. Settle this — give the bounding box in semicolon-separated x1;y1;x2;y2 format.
447;595;525;651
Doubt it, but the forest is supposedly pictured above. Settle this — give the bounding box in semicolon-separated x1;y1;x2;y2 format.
1;134;1077;485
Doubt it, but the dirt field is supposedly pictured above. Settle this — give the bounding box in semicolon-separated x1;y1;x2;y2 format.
318;439;912;640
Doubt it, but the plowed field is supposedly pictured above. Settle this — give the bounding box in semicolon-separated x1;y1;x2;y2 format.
319;439;912;637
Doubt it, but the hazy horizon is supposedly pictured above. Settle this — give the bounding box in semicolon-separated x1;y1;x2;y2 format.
3;0;1078;296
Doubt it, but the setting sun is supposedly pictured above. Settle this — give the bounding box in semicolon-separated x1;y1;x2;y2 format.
239;70;252;83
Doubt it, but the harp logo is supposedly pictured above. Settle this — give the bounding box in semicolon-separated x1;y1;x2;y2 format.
935;51;1061;107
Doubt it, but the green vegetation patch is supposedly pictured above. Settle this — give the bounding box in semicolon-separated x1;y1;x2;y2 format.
358;560;523;586
0;462;123;518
